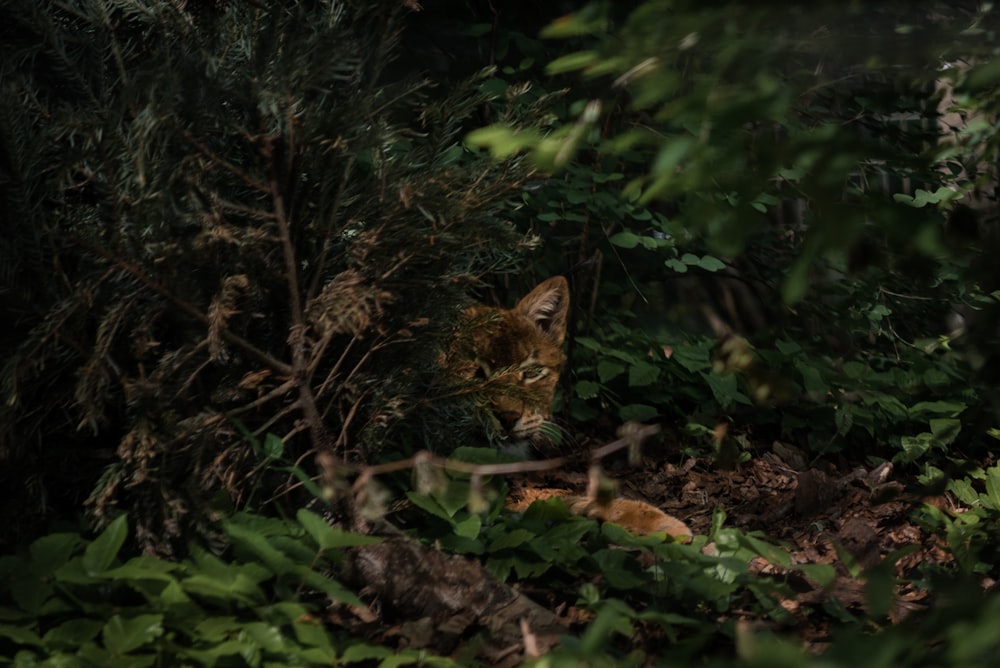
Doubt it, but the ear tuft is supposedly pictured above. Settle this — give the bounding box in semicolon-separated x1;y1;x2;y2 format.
515;276;570;345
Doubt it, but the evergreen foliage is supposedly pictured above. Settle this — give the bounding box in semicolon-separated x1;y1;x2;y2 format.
0;0;537;551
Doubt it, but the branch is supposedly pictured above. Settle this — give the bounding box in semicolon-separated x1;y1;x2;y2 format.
72;236;292;376
262;135;331;451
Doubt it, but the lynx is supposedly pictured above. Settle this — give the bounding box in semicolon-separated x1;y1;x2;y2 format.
452;276;692;540
453;276;570;442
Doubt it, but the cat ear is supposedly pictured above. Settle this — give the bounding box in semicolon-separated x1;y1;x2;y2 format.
515;276;569;345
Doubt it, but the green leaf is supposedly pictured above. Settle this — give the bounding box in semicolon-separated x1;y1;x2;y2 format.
293;619;336;661
652;137;694;175
672;344;711;372
704;373;750;408
29;533;82;576
82;515;128;575
910;401;966;418
342;643;393;663
574;380;601;399
598;359;626;383
453;514;482;539
929;418;961;446
102;614;163;654
984;467;1000;510
488;528;536;552
796;563;836;588
224;521;295;575
405;492;452;521
899;433;934;463
296;509;382;551
546;50;599;74
262;432;284;459
102;556;179;582
43;618;104;649
609;231;641;249
0;623;42;646
738;533;791;568
628;361;660;387
695;255;726;272
665;258;689;273
619;403;659;422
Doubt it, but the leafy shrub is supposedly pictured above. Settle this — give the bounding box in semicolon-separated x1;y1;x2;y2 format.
0;512;421;666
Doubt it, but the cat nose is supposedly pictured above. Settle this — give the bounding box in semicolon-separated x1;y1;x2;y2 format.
497;411;521;434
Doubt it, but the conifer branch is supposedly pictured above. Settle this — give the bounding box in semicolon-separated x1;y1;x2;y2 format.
72;236;292;376
262;135;331;452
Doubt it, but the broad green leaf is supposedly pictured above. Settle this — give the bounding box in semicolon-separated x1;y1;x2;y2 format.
299;571;363;609
341;643;393;663
29;533;82;576
591;549;646;589
293;618;337;657
545;50;599;74
82;515;128;575
738;533;791;568
574;380;600;399
182;573;265;605
240;621;286;652
487;528;536;552
103;556;179;582
194;616;241;642
43;618;103;648
671;345;711;372
261;432;284;459
619;403;659;422
704;373;750;408
609;231;641;249
695;255;726;272
910;400;966;418
984;467;1000;511
628;361;660;387
453;514;482;539
652;137;694;175
597;359;626;383
102;614;163;654
796;563;836;588
930;418;961;445
947;478;979;506
296;509;382;551
899;433;934;463
224;521;295;575
404;492;451;521
0;623;42;646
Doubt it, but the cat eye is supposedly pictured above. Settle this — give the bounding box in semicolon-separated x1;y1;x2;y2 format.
521;366;547;381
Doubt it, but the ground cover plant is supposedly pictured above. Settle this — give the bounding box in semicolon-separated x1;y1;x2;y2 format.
3;0;1000;665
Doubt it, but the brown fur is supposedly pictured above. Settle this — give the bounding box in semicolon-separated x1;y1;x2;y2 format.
452;277;570;441
452;277;692;538
508;489;692;541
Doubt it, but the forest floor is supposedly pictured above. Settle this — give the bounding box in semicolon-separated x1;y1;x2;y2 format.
515;430;959;650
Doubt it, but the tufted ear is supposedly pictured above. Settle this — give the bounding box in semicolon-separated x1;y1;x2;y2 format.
515;276;570;345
